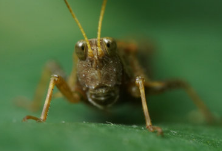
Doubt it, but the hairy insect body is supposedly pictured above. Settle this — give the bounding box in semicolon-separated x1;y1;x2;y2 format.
19;0;216;136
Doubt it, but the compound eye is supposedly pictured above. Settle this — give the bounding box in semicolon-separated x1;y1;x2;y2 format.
103;37;117;55
75;40;87;60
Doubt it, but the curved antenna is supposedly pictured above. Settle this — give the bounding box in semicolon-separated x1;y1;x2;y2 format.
97;0;107;57
64;0;93;58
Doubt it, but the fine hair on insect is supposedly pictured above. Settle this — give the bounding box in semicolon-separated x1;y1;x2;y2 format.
16;0;217;136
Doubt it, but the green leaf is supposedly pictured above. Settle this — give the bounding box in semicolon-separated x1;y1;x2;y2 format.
1;0;222;151
1;122;222;151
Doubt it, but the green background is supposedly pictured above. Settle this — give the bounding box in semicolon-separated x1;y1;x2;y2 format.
0;0;222;150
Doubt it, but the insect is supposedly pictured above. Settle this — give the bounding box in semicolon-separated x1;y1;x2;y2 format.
18;0;215;135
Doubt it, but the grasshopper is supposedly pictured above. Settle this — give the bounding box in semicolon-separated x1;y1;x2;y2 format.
18;0;215;135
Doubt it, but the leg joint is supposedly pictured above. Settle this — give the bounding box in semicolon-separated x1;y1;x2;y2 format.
51;74;61;83
135;76;145;86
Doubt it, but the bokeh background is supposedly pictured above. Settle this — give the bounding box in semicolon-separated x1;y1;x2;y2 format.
0;0;222;150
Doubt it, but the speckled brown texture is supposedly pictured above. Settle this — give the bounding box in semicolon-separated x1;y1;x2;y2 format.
76;38;123;109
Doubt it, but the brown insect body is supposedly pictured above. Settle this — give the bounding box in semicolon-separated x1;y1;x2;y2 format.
76;38;123;109
18;0;216;136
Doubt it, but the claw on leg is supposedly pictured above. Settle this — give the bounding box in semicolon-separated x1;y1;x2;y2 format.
22;115;43;122
146;125;163;136
136;76;163;136
22;75;80;123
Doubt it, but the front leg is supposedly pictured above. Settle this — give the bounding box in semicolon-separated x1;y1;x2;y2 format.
135;76;163;135
23;75;81;122
15;61;66;112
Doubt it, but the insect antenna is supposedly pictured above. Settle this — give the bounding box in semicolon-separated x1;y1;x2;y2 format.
64;0;93;57
97;0;107;57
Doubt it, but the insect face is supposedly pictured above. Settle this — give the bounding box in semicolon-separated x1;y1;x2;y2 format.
19;0;216;136
76;37;122;109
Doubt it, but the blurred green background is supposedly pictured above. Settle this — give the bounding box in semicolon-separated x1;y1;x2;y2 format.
0;0;222;151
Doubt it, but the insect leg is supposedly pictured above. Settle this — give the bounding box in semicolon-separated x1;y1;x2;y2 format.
135;76;163;135
15;61;65;111
23;74;81;122
145;79;215;123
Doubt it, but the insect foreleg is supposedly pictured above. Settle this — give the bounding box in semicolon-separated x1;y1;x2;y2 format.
15;61;66;112
135;76;163;135
23;74;81;122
